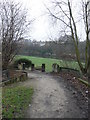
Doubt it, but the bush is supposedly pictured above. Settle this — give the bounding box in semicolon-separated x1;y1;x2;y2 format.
14;58;32;69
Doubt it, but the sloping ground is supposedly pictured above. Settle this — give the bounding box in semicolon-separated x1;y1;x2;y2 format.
58;71;88;98
24;71;88;118
6;70;88;118
0;87;2;119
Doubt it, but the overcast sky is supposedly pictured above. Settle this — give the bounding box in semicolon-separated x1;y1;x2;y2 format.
10;0;86;41
22;0;61;41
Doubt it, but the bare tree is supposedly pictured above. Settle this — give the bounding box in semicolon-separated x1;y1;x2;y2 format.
0;0;31;70
47;0;90;75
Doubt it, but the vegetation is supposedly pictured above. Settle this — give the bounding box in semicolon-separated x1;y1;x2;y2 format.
18;36;86;61
0;0;32;70
2;86;33;118
15;55;81;72
78;78;90;87
0;88;2;118
47;0;90;75
14;58;32;69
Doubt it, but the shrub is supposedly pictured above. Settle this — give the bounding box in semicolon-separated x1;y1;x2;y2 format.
14;58;32;69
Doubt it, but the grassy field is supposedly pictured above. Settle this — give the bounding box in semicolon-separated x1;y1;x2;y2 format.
15;55;81;72
2;86;33;118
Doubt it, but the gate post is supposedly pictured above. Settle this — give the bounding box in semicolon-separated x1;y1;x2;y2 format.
22;63;25;70
57;64;60;73
31;64;34;71
42;64;45;72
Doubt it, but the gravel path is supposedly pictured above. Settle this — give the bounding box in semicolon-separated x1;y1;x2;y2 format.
24;71;87;118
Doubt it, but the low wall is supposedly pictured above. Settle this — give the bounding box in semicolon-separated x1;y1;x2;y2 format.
2;70;28;86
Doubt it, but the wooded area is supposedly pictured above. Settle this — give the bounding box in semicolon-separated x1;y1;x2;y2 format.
18;35;86;61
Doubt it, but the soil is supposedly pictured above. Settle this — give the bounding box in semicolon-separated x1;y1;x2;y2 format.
52;71;88;99
6;70;88;118
25;71;88;118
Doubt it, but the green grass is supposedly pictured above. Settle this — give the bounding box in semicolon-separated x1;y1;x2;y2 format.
2;86;33;118
15;55;81;72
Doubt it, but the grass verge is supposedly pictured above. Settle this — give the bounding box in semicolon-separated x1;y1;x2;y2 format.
2;86;33;118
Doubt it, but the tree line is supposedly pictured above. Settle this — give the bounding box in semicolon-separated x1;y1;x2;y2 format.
0;0;90;77
18;35;86;61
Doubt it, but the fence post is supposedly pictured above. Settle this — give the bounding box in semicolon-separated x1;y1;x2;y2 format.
42;64;45;72
31;64;34;71
52;64;54;72
52;64;56;72
22;63;25;70
57;65;60;73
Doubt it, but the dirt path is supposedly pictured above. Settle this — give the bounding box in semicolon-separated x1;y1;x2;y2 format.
23;71;87;118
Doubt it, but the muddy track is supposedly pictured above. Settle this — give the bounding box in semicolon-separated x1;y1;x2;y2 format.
23;71;88;118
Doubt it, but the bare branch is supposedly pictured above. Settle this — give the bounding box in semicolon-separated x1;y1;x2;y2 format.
0;0;32;69
45;5;70;28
